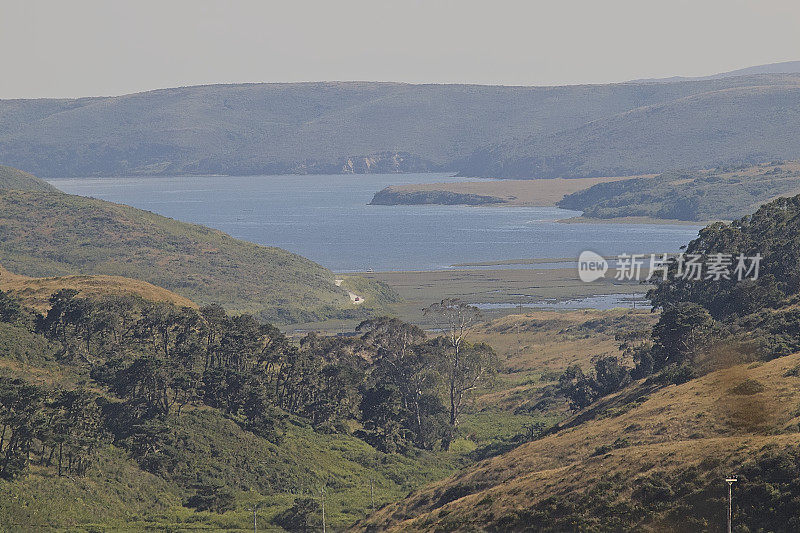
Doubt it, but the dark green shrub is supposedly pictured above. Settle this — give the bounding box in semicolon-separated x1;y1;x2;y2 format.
273;497;321;531
184;483;236;513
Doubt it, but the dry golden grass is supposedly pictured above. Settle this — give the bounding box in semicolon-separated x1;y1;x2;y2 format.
472;309;654;371
0;357;90;391
0;263;196;311
464;310;653;412
360;350;800;531
382;175;654;207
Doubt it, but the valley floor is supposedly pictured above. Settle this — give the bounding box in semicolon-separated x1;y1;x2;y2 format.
292;262;647;333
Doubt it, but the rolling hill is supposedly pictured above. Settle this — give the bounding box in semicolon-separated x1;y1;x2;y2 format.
2;70;800;178
0;164;58;192
557;161;800;221
359;352;800;531
356;193;800;531
458;78;800;178
0;168;389;323
629;59;800;83
0;262;196;311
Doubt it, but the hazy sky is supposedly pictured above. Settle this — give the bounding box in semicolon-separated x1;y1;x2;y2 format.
2;0;799;99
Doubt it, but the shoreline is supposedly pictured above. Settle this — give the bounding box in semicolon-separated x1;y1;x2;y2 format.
45;171;462;182
557;215;709;225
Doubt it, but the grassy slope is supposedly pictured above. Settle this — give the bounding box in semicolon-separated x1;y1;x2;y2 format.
558;161;800;222
361;351;800;531
0;401;461;531
0;164;58;192
0;189;386;323
358;317;800;533
0;262;196;311
0;448;182;531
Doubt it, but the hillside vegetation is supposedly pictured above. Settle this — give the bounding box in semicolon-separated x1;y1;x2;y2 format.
0;185;393;323
0;278;556;530
359;193;800;530
0;314;462;530
3;75;800;178
558;161;800;221
361;353;800;531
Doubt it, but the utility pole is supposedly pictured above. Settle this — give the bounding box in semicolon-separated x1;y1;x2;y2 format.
247;503;260;533
725;477;737;533
321;486;326;533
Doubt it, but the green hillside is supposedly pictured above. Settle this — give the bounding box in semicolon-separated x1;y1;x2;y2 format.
3;75;800;178
0;279;531;531
558;161;800;221
0;391;457;531
0;319;460;531
0;164;58;192
0;186;390;323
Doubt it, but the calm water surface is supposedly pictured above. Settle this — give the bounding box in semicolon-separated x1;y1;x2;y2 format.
48;173;702;272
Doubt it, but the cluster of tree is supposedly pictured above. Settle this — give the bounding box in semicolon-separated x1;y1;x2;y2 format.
356;308;497;453
273;496;321;531
553;195;800;412
557;302;719;410
184;482;236;513
0;290;23;324
0;378;106;480
642;195;800;372
648;195;800;320
557;356;630;411
0;290;499;481
1;291;108;480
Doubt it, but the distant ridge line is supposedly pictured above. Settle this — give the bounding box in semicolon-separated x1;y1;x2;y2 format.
627;60;800;84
